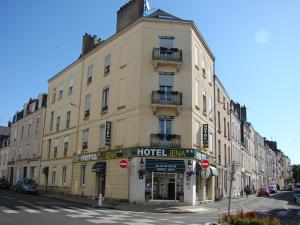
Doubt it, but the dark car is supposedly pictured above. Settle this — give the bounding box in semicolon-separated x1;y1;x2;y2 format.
15;178;39;194
0;177;9;189
257;187;270;197
268;185;277;194
294;188;300;202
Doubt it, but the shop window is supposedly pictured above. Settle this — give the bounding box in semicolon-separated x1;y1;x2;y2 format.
80;165;86;185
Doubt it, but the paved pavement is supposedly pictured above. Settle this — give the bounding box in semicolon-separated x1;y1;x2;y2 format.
1;189;299;225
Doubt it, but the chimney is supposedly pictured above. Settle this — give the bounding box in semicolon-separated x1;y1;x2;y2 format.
81;33;102;57
241;105;247;122
116;0;144;33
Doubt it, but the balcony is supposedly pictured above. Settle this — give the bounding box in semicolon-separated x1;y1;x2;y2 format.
151;91;182;115
150;133;181;148
152;47;183;71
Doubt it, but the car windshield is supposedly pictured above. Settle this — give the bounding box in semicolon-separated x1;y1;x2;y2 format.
268;186;274;189
24;179;36;185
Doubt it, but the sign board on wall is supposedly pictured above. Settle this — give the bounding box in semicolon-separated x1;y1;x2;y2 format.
146;159;185;172
105;121;112;146
203;124;209;148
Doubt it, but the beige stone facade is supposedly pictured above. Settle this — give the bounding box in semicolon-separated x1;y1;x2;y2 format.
7;94;47;185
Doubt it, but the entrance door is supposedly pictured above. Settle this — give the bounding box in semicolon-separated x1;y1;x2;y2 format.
9;167;14;185
153;173;176;200
168;183;175;200
96;173;105;197
23;167;27;178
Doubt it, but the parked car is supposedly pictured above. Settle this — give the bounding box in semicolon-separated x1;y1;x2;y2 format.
268;185;277;194
295;183;300;189
294;188;300;202
0;177;9;189
15;178;39;194
257;187;270;197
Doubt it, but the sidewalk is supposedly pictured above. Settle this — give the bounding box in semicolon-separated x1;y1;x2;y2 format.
40;192;215;213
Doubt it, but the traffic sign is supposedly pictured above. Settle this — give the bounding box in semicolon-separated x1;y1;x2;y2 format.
119;160;128;168
201;159;210;169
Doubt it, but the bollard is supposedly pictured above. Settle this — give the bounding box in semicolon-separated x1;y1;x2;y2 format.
98;193;103;206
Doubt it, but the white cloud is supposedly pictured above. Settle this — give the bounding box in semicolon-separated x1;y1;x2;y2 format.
254;28;270;44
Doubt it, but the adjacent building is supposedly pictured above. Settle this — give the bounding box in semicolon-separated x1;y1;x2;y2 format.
0;126;10;178
7;94;47;185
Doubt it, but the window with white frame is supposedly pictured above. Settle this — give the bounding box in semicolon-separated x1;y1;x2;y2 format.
99;124;106;149
52;88;56;104
194;45;199;69
202;90;207;114
202;58;206;76
56;116;60;131
159;117;172;135
80;165;86;185
159;36;174;49
64;136;69;157
66;111;71;128
208;67;212;83
68;77;74;95
208;97;213;119
58;85;63;100
28;123;31;136
84;94;91;119
104;54;111;74
195;80;199;108
82;129;89;150
159;71;174;102
209;132;213;152
102;87;109;112
87;64;93;84
62;166;67;185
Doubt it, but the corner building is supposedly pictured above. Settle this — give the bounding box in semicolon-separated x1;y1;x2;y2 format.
44;0;218;205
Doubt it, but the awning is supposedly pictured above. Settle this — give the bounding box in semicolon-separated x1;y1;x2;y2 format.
42;166;49;175
92;162;106;173
209;166;218;176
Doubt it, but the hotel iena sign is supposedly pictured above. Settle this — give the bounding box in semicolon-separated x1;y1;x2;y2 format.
105;121;112;146
203;124;209;148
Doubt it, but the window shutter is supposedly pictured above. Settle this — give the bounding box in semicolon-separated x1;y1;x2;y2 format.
85;94;91;111
105;54;111;67
159;74;173;86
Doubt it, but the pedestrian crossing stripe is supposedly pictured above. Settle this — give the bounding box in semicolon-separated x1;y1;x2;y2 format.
33;206;60;213
0;206;18;214
15;206;40;213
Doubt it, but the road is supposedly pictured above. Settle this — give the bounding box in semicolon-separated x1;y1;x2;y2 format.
0;189;299;225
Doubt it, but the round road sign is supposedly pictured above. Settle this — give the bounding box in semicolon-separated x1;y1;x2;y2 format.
119;160;128;168
201;159;210;169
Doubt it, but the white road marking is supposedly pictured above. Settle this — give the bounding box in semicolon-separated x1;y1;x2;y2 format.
15;206;40;213
68;207;99;215
33;206;60;213
67;214;94;218
52;207;79;213
86;220;118;224
130;219;157;223
0;206;19;214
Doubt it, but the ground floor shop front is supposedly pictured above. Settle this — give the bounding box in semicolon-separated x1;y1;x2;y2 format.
71;147;217;205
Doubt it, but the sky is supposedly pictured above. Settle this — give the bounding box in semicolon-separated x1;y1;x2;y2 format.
0;0;299;164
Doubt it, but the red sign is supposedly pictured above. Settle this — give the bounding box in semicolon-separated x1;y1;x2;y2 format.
201;160;209;169
119;160;128;169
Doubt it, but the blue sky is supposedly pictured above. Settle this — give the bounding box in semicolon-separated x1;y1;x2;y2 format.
0;0;299;164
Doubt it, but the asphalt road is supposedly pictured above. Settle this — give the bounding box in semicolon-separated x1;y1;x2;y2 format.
0;189;299;225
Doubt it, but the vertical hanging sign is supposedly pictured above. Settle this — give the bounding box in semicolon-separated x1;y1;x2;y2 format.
203;124;209;148
105;121;112;146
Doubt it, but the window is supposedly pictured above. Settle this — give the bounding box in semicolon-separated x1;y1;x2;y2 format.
208;97;213;119
50;111;54;131
218;140;221;164
21;125;24;138
48;139;51;159
120;45;128;67
87;64;93;84
224;118;226;137
104;54;111;74
202;90;206;114
208;67;212;83
84;94;91;119
159;36;174;49
218;111;221;132
202;58;206;77
194;45;199;69
68;77;74;95
227;122;230;140
36;118;40;133
28;123;31;136
64;141;68;157
223;97;226;110
52;88;56;104
227;102;230;114
58;86;63;100
53;146;58;158
99;124;106;149
52;171;56;184
209;133;213;152
80;165;86;185
224;144;227;164
102;87;109;112
66;111;71;128
56;116;60;131
82;129;89;150
159;117;172;135
195;80;199;108
159;72;174;103
217;88;220;102
62;166;67;185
